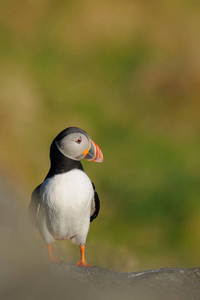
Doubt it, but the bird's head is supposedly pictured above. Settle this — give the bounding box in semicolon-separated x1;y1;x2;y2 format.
54;127;103;163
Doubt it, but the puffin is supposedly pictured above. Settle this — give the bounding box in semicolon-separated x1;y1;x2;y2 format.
28;127;103;267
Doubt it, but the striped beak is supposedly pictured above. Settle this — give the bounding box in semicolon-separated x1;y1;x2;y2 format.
84;139;103;163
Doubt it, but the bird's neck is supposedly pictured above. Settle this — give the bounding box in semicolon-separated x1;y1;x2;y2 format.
45;141;84;180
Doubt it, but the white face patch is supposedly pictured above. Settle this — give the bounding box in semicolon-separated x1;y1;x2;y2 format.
55;132;89;160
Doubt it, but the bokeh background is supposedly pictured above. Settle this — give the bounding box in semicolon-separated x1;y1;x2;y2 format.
1;0;200;273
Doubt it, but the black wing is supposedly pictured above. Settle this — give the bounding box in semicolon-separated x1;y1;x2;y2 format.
28;184;42;228
90;182;100;222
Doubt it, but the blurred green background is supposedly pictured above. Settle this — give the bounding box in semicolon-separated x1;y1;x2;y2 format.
1;0;200;272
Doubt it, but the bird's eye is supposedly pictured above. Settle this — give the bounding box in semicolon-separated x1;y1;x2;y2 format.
76;137;82;144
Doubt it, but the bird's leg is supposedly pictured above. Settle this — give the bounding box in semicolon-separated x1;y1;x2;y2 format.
47;244;61;263
76;245;94;267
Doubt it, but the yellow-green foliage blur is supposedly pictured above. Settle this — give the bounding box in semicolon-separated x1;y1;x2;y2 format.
1;0;200;272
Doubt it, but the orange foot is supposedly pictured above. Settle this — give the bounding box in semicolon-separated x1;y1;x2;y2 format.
76;245;95;268
47;244;62;264
76;260;95;268
50;256;62;264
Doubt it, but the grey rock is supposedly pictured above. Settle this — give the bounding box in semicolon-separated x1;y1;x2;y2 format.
59;264;200;300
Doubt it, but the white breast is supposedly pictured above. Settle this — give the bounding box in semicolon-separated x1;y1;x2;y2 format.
39;169;94;246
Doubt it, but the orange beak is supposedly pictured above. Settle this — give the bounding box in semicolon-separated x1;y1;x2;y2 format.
84;139;103;163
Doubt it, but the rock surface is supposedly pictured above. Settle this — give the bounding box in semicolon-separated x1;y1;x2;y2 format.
61;264;200;300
